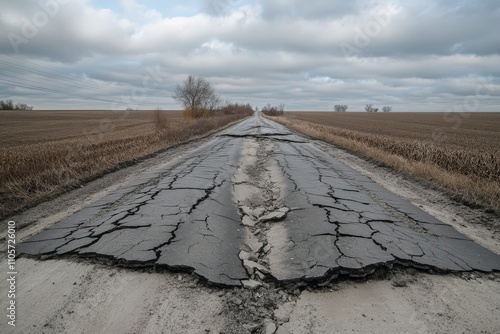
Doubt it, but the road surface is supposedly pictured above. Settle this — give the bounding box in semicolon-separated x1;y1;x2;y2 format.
19;113;500;286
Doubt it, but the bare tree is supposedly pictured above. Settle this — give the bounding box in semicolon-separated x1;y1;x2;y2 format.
172;75;219;117
0;100;13;110
365;104;378;112
278;103;286;114
14;103;33;111
334;105;348;112
0;100;33;110
382;106;392;112
220;103;254;116
204;94;226;114
261;103;285;116
152;107;168;131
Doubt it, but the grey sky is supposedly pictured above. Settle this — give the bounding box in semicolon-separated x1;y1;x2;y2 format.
0;0;499;111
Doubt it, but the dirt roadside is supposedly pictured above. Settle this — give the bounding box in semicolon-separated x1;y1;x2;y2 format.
1;124;500;334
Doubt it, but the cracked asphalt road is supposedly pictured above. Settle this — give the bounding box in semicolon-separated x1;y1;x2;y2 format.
19;113;500;286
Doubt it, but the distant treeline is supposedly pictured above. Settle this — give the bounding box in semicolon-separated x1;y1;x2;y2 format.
0;99;33;111
260;103;285;116
173;75;287;119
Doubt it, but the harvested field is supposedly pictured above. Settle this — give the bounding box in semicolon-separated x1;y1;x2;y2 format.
0;110;247;218
271;112;500;211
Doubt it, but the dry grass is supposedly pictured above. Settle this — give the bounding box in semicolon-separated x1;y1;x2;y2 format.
271;112;500;211
0;110;246;218
152;108;169;131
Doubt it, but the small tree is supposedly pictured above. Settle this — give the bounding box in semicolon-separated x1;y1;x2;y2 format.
334;105;348;112
15;103;33;111
365;104;378;112
261;103;285;116
0;100;32;110
152;107;168;131
277;103;286;114
205;94;224;114
172;75;219;118
0;100;14;110
382;106;392;112
220;103;254;116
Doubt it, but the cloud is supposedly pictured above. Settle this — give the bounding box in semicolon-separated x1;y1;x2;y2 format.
0;0;499;111
0;0;136;62
120;0;145;13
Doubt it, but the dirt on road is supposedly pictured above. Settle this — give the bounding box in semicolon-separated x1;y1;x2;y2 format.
1;118;500;334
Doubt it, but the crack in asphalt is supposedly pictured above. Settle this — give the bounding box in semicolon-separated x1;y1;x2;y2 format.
18;113;500;286
219;133;306;143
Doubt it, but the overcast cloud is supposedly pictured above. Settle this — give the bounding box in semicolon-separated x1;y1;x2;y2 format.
0;0;499;111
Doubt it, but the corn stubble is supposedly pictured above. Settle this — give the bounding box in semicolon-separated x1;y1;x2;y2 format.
0;110;246;219
272;112;500;211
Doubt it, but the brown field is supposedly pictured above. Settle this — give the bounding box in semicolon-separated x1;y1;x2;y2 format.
273;112;500;211
0;110;247;218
